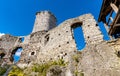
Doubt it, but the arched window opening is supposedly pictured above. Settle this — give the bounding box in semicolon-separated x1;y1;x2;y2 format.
71;23;86;50
10;47;23;63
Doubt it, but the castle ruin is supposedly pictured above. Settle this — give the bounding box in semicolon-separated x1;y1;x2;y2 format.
1;0;120;75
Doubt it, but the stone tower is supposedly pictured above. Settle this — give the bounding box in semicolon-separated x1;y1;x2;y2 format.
32;11;57;33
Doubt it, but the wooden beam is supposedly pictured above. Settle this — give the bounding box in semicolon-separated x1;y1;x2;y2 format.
110;3;118;13
113;24;120;28
107;10;113;25
109;27;116;35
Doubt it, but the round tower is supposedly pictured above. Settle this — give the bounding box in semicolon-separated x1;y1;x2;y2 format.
32;11;57;33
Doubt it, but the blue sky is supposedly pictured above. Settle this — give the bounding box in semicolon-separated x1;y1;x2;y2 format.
0;0;107;36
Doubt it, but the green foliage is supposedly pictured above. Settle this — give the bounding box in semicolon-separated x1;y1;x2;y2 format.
74;71;84;76
0;66;7;75
31;59;66;76
53;59;66;66
32;63;48;76
7;59;66;76
8;66;24;76
72;54;79;63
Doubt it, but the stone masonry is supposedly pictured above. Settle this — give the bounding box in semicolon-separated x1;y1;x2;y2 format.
16;11;103;68
1;11;120;76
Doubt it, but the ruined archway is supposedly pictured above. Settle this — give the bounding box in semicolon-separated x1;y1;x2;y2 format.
10;47;22;63
71;22;86;50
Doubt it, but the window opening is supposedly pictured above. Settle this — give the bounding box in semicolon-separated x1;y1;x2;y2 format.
11;47;23;63
71;23;86;50
20;37;24;42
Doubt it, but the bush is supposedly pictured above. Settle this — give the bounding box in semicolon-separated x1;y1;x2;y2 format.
8;66;24;76
7;59;66;76
31;59;66;76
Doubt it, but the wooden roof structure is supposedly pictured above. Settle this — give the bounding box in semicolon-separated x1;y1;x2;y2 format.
98;0;120;36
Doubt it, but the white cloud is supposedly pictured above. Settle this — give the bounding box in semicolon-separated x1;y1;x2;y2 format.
15;51;22;56
15;48;22;56
0;33;5;37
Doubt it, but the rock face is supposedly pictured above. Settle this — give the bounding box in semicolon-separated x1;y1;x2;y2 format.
0;11;120;76
69;40;120;76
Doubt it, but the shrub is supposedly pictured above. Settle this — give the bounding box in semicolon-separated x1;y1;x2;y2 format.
8;66;24;76
7;59;66;76
31;59;66;76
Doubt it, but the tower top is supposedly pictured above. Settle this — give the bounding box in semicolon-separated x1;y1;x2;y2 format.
32;10;57;33
35;11;57;21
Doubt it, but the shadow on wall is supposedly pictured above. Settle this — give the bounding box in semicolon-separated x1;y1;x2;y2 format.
71;23;86;51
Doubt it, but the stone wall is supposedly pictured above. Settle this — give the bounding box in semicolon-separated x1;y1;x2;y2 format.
1;11;120;75
0;35;21;53
0;13;104;69
17;14;104;68
66;39;120;76
0;34;21;64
